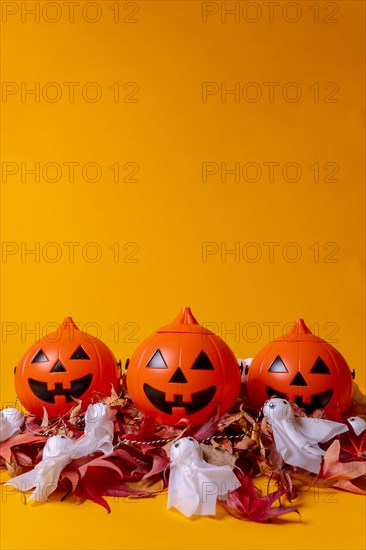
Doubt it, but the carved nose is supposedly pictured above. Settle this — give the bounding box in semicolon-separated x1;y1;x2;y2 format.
169;367;188;383
50;360;66;373
290;372;307;386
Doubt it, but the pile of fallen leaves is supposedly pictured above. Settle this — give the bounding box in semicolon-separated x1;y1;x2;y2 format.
0;387;365;519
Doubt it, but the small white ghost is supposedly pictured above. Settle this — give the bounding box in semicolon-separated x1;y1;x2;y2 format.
72;402;114;457
237;358;253;384
263;397;349;474
0;408;24;442
167;437;239;518
6;434;74;502
347;416;366;436
6;402;114;502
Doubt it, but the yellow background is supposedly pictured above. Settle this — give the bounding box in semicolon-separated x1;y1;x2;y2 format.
0;0;365;548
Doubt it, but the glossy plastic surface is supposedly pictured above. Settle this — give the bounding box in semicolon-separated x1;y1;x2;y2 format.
127;307;241;426
15;317;120;418
247;319;354;418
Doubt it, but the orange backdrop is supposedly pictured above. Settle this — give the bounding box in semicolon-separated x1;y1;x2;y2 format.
1;1;365;549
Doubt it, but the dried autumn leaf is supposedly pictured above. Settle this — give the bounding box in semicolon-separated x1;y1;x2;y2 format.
259;417;277;458
68;399;83;422
200;443;237;469
76;466;164;512
250;424;260;445
221;473;299;522
234;435;257;451
78;455;125;479
75;478;111;512
5;454;23;476
333;478;366;495
218;412;245;429
102;386;126;407
125;475;165;494
320;440;366;482
216;437;233;453
242;411;257;426
137;417;158;440
59;467;80;493
318;439;366;494
0;432;46;464
339;428;366;462
11;450;33;468
41;407;49;428
61;420;84;438
260;417;273;439
142;450;169;479
189;419;220;441
156;424;183;441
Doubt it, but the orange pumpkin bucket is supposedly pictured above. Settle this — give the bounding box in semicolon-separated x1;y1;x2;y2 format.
246;318;353;417
15;317;120;418
126;307;241;426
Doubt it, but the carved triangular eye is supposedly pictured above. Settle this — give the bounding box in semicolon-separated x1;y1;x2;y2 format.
31;349;48;363
147;349;167;369
70;346;90;360
268;355;288;373
191;351;214;370
310;357;331;374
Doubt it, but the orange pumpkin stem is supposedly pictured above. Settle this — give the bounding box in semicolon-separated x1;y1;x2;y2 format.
172;307;200;326
158;307;215;335
287;318;312;338
60;316;79;331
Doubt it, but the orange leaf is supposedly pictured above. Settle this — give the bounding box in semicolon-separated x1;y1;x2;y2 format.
320;440;366;481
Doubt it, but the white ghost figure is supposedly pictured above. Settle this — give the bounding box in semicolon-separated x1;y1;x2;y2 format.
347;416;366;436
6;403;114;502
167;437;239;518
0;408;24;442
6;434;74;502
263;397;349;474
237;358;253;384
72;402;114;457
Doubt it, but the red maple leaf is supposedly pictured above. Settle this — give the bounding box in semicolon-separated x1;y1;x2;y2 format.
339;429;366;462
220;473;299;522
141;449;169;479
319;440;366;494
0;432;46;464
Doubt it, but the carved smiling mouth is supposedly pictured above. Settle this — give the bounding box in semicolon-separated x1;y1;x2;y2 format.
266;386;334;413
28;374;93;404
143;383;216;415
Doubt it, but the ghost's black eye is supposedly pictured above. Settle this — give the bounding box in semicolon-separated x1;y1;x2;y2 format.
174;442;180;448
70;346;90;360
268;356;288;373
269;403;275;409
147;349;167;369
188;437;194;441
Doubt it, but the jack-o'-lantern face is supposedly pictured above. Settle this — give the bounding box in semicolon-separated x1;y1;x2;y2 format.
126;307;241;426
15;317;120;418
246;319;353;418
